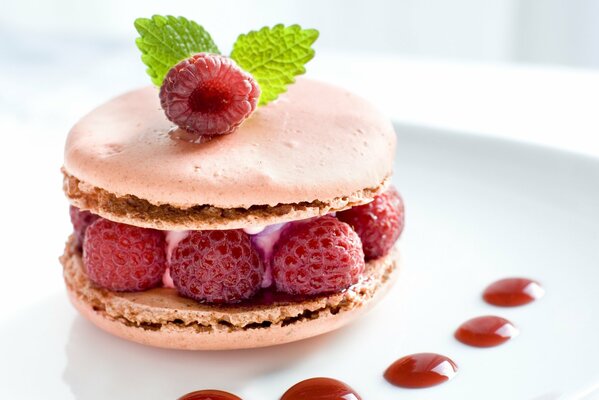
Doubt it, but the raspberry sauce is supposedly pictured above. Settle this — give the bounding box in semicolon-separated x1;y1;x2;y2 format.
177;390;241;400
280;377;361;400
384;353;458;388
455;316;518;347
483;278;544;307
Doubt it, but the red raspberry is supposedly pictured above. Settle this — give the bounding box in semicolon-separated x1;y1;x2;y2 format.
337;187;405;260
272;216;365;296
169;230;263;303
160;53;260;141
69;206;100;248
83;218;167;291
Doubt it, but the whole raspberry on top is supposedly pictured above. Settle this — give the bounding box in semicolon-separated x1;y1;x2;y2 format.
337;187;405;260
83;218;167;291
159;53;260;141
169;230;263;303
272;216;365;296
69;206;100;249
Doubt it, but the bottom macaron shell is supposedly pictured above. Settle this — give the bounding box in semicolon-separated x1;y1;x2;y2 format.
60;235;400;350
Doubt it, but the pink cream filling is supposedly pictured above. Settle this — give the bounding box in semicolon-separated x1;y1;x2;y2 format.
161;222;290;289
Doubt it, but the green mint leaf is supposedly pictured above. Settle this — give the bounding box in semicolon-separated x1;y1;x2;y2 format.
231;24;319;106
134;15;220;86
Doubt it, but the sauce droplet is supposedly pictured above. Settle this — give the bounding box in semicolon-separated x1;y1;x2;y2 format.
483;278;544;307
178;389;242;400
455;315;518;347
384;353;458;388
280;377;361;400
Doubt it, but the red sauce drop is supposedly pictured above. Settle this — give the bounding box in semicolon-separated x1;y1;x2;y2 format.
280;377;361;400
483;278;544;307
384;353;458;388
455;315;518;347
178;390;241;400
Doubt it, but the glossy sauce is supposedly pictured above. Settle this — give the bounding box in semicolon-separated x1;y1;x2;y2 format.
483;278;544;307
455;316;518;347
280;377;361;400
384;353;458;388
178;390;241;400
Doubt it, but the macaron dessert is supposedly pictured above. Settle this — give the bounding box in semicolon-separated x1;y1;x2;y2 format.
60;16;404;350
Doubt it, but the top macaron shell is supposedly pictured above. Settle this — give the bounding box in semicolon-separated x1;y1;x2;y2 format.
64;79;396;209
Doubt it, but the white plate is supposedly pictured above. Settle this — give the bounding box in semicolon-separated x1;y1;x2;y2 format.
1;124;598;400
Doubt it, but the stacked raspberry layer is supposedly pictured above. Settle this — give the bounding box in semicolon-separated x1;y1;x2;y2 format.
69;188;404;304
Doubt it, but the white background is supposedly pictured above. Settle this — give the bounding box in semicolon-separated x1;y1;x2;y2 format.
3;0;599;67
0;1;598;398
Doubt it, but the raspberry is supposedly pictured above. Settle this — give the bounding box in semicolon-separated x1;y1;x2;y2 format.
272;216;365;296
69;206;100;249
160;53;260;140
169;230;263;303
337;187;405;260
83;218;167;291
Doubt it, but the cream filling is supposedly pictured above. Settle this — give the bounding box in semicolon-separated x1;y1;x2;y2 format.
162;231;190;288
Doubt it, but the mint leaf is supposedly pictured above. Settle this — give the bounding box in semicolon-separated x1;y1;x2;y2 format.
231;24;319;106
134;15;220;86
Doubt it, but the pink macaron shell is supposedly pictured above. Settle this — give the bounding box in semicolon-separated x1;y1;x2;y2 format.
64;79;396;209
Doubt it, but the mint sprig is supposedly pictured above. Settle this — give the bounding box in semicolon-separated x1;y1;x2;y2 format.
231;24;319;106
134;15;220;86
134;16;318;106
